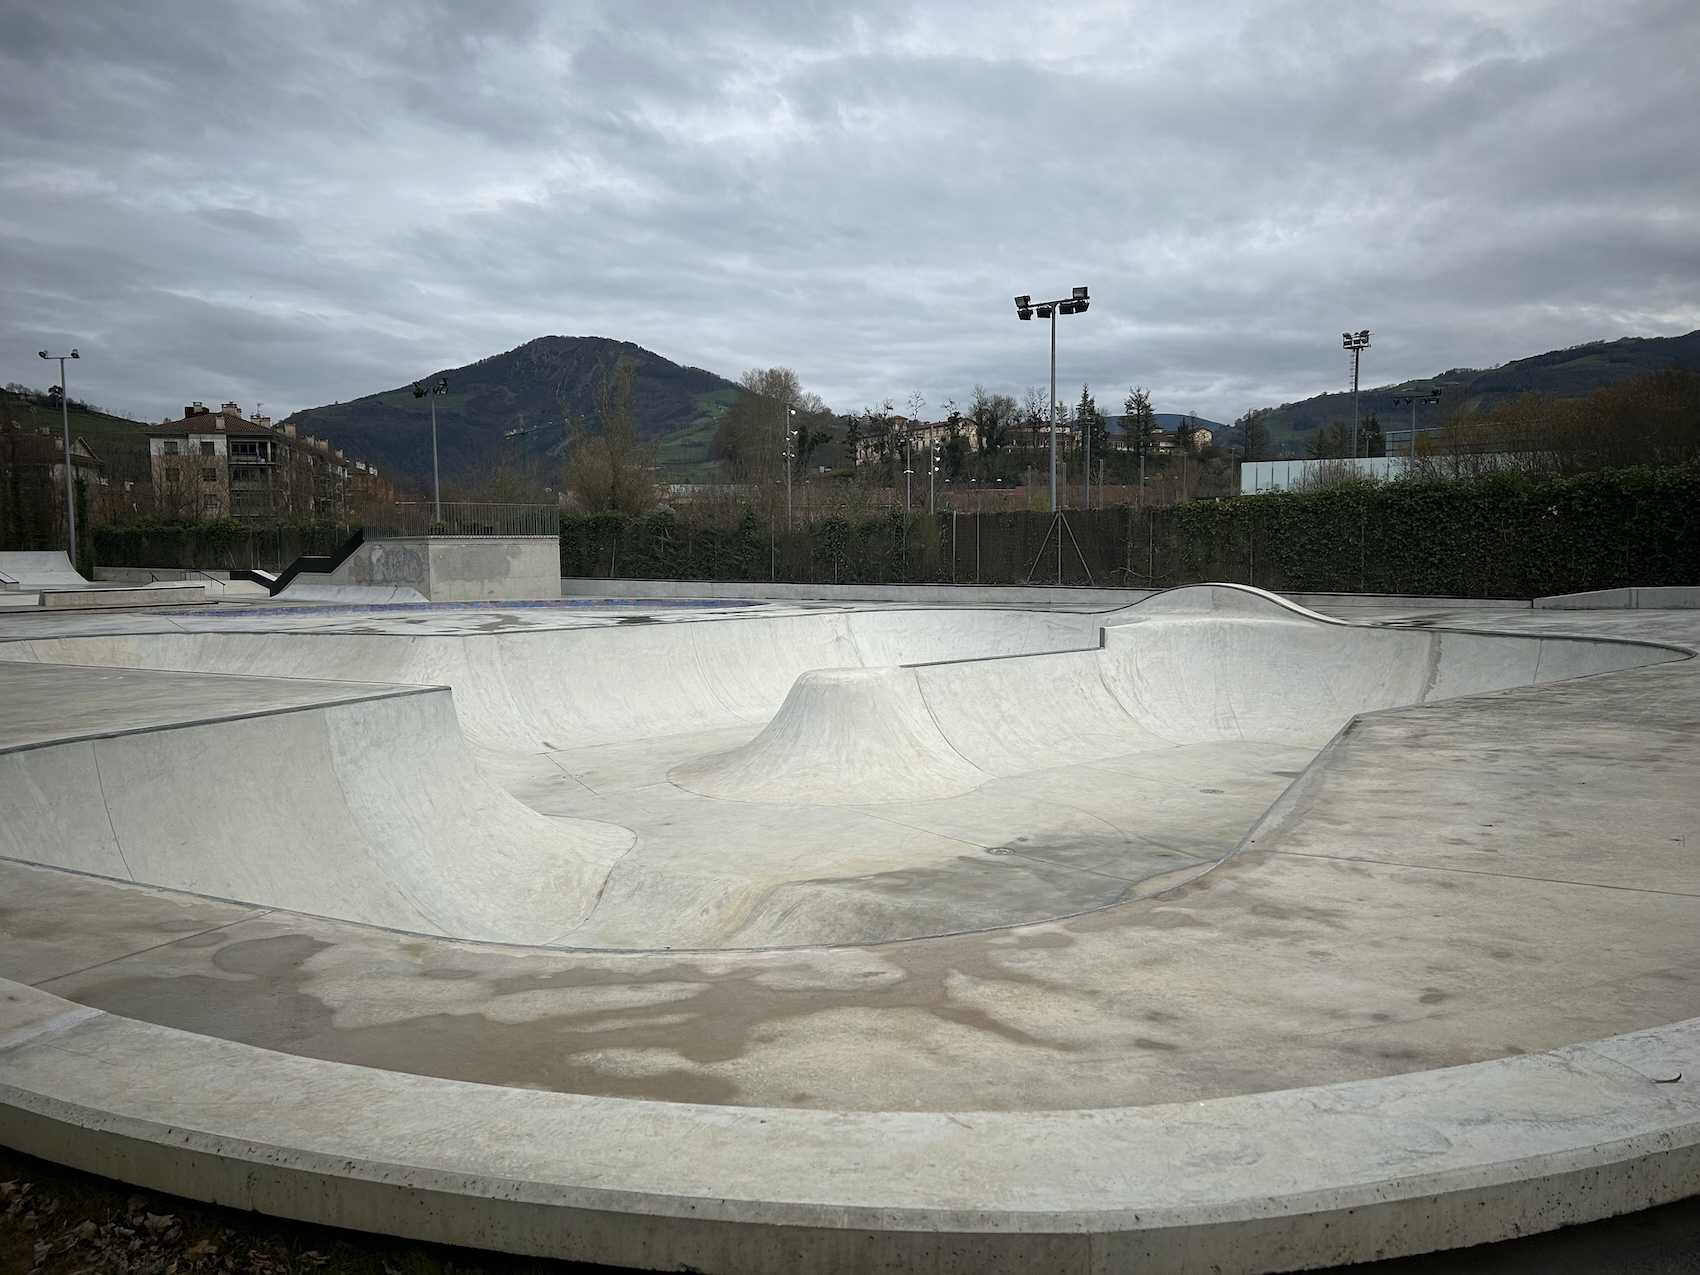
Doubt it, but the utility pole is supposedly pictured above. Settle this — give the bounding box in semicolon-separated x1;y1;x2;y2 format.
37;348;80;572
504;415;559;489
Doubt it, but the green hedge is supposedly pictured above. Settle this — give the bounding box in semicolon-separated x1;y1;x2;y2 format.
91;469;1696;597
562;468;1699;597
93;520;359;572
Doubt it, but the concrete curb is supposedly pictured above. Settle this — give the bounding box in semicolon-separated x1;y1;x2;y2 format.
2;980;1697;1274
1536;586;1700;610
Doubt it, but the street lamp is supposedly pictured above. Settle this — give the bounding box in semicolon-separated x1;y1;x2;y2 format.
1389;388;1442;457
412;376;449;520
783;404;797;528
37;348;80;573
1342;329;1371;458
1015;286;1090;514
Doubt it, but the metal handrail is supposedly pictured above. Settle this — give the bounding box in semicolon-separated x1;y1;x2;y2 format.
365;502;560;538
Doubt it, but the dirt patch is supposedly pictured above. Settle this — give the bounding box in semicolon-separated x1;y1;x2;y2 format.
0;1147;615;1275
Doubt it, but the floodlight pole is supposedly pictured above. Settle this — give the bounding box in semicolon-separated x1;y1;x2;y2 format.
1013;287;1091;584
1048;306;1058;514
37;348;79;571
430;394;440;519
1343;330;1371;458
1014;288;1089;513
414;377;449;521
1390;388;1441;456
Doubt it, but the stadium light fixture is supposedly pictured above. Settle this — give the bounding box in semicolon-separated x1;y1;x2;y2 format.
1389;387;1443;457
1341;329;1372;457
37;348;80;572
1012;288;1089;516
413;376;450;520
1012;286;1091;584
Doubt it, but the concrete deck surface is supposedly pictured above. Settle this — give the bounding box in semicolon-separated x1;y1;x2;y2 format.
1;586;1697;1273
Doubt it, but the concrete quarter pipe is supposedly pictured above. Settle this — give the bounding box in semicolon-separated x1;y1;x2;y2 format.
0;584;1696;1273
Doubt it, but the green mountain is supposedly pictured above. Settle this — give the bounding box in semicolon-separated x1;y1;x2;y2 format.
1257;329;1700;455
1;386;151;486
284;336;740;486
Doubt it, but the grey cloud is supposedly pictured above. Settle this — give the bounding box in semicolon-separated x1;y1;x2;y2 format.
1;0;1695;426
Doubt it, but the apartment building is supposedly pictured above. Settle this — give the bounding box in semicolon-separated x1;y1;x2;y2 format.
145;401;369;524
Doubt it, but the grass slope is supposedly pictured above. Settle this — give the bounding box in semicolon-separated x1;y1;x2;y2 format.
1;390;151;484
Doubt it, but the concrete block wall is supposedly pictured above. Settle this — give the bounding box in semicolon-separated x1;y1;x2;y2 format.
331;536;560;602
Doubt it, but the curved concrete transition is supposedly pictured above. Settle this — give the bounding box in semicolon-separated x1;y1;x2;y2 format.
2;584;1698;1273
0;663;631;944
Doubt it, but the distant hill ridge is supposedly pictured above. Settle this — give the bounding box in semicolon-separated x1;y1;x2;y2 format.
284;336;740;485
283;327;1700;479
1256;329;1700;454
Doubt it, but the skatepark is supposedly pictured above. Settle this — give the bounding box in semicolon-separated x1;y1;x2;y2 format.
1;568;1697;1272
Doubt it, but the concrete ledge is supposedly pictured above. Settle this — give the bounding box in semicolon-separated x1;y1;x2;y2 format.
93;567;228;584
561;577;1528;611
2;979;1696;1274
1536;586;1700;610
41;584;206;609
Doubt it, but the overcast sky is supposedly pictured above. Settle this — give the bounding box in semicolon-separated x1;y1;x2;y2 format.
2;1;1697;426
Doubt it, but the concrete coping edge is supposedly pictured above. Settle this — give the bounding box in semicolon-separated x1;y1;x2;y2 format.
1;979;1698;1271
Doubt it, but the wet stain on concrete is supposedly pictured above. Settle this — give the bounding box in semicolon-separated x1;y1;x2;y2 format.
173;930;232;949
214;934;330;976
50;920;1111;1107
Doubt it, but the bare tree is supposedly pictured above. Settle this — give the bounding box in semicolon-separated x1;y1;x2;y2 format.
711;367;828;484
563;361;656;514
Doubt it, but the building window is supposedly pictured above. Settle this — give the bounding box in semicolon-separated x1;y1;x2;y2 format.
200;441;216;456
163;440;180;456
201;467;217;483
165;467;180;482
204;494;219;510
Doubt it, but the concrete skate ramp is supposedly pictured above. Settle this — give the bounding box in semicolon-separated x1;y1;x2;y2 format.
0;663;630;944
0;607;1105;752
0;551;87;589
676;585;1683;805
673;666;989;803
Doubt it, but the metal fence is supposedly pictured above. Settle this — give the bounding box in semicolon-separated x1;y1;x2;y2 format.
93;503;563;572
562;466;1700;597
92;523;363;573
365;502;561;538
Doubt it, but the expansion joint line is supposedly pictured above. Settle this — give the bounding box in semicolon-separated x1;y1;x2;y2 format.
1273;848;1700;899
